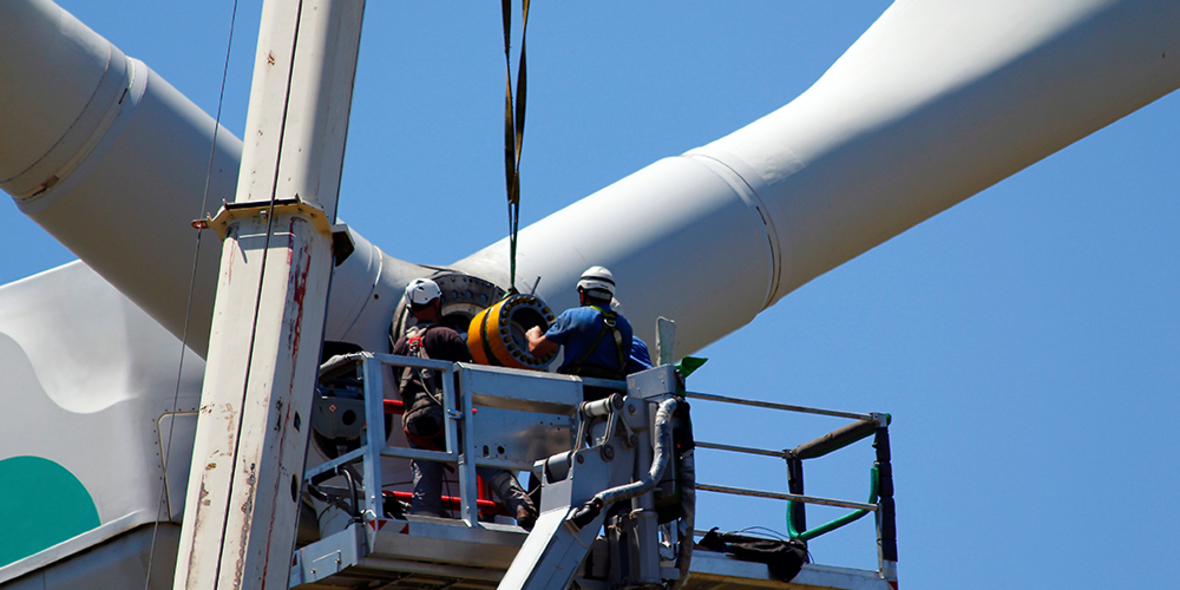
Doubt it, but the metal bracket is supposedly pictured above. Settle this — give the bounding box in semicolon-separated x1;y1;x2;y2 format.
202;196;333;241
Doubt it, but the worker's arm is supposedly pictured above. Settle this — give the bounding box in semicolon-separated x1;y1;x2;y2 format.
526;325;559;357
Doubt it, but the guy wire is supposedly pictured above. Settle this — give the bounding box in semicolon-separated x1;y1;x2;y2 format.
144;1;241;587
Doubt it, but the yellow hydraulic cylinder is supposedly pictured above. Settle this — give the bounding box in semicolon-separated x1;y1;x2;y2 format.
468;294;557;370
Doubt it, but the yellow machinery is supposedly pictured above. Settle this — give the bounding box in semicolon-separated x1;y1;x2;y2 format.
467;294;557;370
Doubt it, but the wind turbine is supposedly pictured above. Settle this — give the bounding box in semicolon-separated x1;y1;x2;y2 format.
1;1;1177;588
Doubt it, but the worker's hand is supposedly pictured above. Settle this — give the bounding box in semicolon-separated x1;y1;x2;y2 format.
525;325;558;356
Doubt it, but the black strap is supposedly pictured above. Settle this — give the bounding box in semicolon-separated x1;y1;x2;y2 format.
565;306;625;377
401;325;443;406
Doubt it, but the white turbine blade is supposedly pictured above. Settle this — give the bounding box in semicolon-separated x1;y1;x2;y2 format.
453;0;1180;355
0;0;239;355
704;0;1180;302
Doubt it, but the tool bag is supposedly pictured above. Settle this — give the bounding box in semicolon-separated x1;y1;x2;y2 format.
698;528;808;583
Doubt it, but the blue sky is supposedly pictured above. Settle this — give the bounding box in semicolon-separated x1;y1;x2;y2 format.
3;2;1178;588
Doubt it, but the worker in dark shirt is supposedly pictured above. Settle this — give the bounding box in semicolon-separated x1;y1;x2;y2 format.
526;266;633;401
393;278;537;527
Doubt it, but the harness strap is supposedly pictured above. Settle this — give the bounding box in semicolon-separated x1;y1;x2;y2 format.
405;429;445;451
401;325;443;406
565;305;626;378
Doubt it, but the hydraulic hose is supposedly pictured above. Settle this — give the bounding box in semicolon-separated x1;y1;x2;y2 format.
673;448;696;590
318;352;372;382
569;397;678;529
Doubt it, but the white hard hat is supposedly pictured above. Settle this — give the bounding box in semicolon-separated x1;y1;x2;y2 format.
405;278;442;306
577;266;616;297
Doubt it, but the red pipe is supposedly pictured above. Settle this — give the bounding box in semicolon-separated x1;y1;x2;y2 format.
383;490;502;517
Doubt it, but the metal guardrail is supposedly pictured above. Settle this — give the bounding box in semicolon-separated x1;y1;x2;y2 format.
684;390;875;421
308;352;483;525
694;483;877;512
684;390;897;578
694;440;787;458
307;353;601;528
305;357;896;581
685;390;885;511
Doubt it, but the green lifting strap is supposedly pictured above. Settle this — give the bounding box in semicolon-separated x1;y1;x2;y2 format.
501;0;530;288
787;466;879;542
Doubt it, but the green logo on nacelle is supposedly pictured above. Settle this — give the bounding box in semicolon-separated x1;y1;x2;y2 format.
0;456;101;567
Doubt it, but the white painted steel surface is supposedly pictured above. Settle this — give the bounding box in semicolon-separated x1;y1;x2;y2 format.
686;553;894;590
4;525;184;590
292;526;894;590
173;1;364;588
174;210;337;589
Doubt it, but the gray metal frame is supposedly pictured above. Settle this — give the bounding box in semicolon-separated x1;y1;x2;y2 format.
304;353;586;528
294;361;897;589
685;390;894;581
304;353;462;524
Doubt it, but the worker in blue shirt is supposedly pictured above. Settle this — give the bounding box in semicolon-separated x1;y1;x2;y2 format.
627;336;653;374
612;298;654;374
526;266;633;400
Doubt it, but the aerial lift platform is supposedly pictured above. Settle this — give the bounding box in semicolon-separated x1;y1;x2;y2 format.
291;353;898;590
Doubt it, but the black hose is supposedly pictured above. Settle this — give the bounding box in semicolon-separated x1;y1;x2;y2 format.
340;466;361;518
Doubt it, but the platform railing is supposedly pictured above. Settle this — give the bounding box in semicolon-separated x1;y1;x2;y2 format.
684;390;897;580
302;356;896;583
304;352;481;524
305;353;603;530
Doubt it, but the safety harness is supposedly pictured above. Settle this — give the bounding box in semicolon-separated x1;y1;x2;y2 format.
560;305;627;380
400;324;446;449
